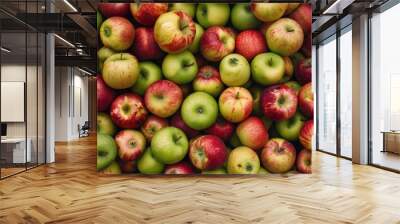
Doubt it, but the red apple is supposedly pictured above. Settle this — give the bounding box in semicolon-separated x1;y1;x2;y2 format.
189;135;228;170
100;17;135;51
299;120;313;150
192;66;224;97
154;11;196;53
110;93;147;129
144;80;183;118
219;87;253;123
164;162;195;174
200;26;236;62
235;30;267;61
141;115;168;141
132;27;163;61
98;3;130;18
236;116;269;151
130;3;168;26
115;129;146;161
289;4;312;34
118;159;137;173
205;117;235;142
296;149;311;173
295;58;312;84
261;85;298;121
170;113;199;139
301;34;312;57
299;83;313;118
97;75;115;112
261;138;296;173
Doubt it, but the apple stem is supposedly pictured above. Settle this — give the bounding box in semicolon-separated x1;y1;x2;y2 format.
229;57;239;65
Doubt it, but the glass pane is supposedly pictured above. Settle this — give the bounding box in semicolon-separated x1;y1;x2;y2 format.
317;37;337;154
371;4;400;171
38;32;45;165
339;28;352;158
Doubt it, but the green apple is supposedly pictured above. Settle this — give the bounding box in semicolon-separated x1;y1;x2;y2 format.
220;53;250;87
181;92;218;130
97;47;115;73
202;168;227;174
162;51;198;84
169;3;196;18
231;3;261;30
97;10;103;30
151;127;189;164
131;62;162;95
275;112;305;141
196;3;230;28
97;134;117;170
101;161;121;174
261;117;273;129
227;146;260;174
137;148;165;174
251;52;285;86
258;167;269;174
97;113;116;136
188;23;204;53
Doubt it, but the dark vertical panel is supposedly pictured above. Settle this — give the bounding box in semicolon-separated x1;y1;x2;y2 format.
336;28;341;157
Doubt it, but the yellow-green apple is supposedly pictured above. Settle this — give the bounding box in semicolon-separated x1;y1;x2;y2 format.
227;146;260;174
188;23;204;53
131;61;162;95
299;120;313;150
110;93;147;129
284;3;300;15
130;3;168;26
196;3;230;28
169;3;196;18
115;129;146;161
301;34;312;57
283;81;302;95
202;168;227;174
261;138;296;173
295;58;312;84
164;162;195;174
162;51;198;84
98;3;130;18
181;92;218;130
251;52;285;86
97;134;117;170
97;11;102;30
100;17;135;51
102;53;139;89
192;66;224;97
299;82;313;117
137;148;164;174
237;116;269;151
200;26;235;62
154;11;196;53
141;115;168;141
101;161;121;174
144;80;183;118
97;113;116;136
132;27;163;61
119;160;137;173
235;30;267;61
261;85;298;121
251;3;288;22
258;167;269;174
231;3;261;30
280;56;294;83
205;117;235;142
275;112;305;141
219;87;253;123
249;86;262;115
289;4;312;34
296;149;311;173
170;113;199;139
97;76;115;112
266;18;304;56
189;135;228;170
151;127;189;164
220;53;250;87
97;47;114;73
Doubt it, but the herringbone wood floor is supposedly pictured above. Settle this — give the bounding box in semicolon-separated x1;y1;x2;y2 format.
0;136;399;224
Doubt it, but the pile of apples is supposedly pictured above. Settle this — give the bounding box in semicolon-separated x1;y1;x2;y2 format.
97;3;313;175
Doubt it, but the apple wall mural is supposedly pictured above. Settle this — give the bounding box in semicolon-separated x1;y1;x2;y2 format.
97;3;313;175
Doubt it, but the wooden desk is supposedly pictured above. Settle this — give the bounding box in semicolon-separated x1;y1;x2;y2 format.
381;131;400;154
